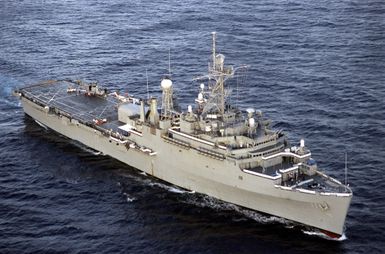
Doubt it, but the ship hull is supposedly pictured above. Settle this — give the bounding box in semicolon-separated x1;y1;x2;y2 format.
21;97;352;236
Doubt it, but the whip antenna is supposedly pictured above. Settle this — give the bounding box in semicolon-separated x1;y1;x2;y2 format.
168;48;171;76
345;152;349;189
146;68;150;99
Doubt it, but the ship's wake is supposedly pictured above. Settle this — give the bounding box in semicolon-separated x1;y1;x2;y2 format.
183;194;290;225
116;171;296;229
69;140;104;156
34;120;49;130
116;169;345;241
147;182;195;194
135;178;348;241
0;74;23;108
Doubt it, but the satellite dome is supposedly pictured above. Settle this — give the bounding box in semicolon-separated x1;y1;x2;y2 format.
246;108;255;118
161;78;173;89
198;93;203;101
246;108;255;114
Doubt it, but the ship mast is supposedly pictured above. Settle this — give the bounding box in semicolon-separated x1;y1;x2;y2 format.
195;32;236;118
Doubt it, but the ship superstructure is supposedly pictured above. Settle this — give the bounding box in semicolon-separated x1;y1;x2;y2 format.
14;33;352;238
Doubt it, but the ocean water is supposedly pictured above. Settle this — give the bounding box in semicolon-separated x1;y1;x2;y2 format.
1;0;385;253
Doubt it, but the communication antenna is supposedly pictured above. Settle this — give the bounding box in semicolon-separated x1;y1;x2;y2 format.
212;31;216;70
235;65;249;108
168;48;171;76
345;152;348;188
146;68;150;99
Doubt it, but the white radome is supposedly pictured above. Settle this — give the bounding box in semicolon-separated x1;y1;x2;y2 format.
246;108;255;114
161;78;173;89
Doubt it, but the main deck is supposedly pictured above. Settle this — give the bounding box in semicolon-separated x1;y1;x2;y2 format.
19;80;124;132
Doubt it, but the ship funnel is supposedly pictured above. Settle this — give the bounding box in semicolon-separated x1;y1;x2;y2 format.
140;100;145;122
149;98;159;125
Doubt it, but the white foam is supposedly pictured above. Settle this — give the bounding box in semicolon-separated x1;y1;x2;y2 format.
302;230;347;241
69;141;103;155
35;120;48;130
185;195;289;225
65;178;79;184
126;197;136;202
148;182;192;194
168;186;188;194
122;192;136;202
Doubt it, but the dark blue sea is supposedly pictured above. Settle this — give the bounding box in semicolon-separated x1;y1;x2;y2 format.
1;0;385;253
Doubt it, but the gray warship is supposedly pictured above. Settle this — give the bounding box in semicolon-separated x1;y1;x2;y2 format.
14;33;352;238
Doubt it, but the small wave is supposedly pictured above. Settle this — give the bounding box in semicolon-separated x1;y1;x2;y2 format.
238;207;289;224
117;171;196;195
69;141;103;155
148;182;192;194
80;147;102;156
302;230;347;241
126;197;136;202
122;192;136;202
64;178;79;184
185;195;290;225
35;120;49;130
231;217;248;222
